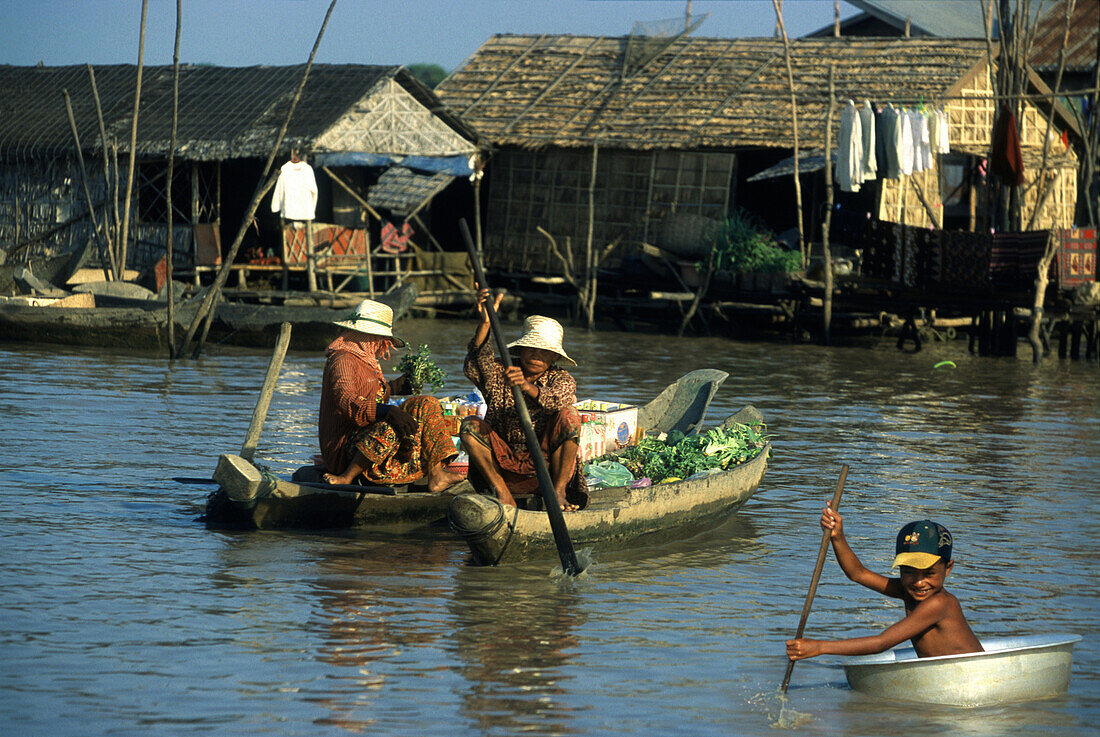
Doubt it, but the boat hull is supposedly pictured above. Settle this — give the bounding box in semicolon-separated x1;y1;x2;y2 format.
842;635;1081;707
447;440;769;565
203;454;473;532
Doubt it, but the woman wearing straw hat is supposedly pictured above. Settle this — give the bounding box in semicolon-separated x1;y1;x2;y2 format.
318;299;464;491
459;288;588;511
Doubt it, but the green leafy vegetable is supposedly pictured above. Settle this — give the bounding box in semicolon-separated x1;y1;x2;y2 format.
586;422;772;483
706;208;802;274
396;344;447;394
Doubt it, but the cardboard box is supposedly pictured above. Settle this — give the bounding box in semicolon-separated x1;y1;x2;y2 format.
575;400;639;461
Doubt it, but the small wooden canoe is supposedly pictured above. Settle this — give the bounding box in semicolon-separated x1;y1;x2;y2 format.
202;369;733;532
447;406;769;565
842;634;1082;707
203;453;475;531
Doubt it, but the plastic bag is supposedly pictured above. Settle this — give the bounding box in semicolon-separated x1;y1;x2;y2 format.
583;460;634;489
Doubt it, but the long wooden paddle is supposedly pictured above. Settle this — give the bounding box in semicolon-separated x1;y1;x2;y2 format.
240;322;292;462
459;219;583;576
781;463;848;693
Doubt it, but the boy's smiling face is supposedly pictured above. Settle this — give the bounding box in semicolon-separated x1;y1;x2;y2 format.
899;559;953;602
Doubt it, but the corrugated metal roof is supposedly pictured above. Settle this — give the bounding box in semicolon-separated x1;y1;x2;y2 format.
844;1;991;38
436;35;988;151
0;63;480;161
1029;0;1098;72
367;166;455;217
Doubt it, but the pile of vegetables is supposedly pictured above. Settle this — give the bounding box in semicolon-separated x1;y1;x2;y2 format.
587;423;770;484
396;344;447;394
708;208;802;274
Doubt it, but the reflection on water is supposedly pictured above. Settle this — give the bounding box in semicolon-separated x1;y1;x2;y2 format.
1;322;1098;736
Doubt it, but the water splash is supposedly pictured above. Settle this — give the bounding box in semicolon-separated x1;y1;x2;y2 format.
747;689;813;730
549;547;596;579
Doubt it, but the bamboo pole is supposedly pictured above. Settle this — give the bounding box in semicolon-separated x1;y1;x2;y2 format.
772;0;805;266
584;142;597;330
118;0;149;281
178;0;339;358
62;89;111;282
1025;0;1073;231
86;65;118;276
822;65;836;345
166;0;181;357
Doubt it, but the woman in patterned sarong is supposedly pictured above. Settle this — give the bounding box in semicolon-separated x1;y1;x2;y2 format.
318;299;462;491
459;288;588;511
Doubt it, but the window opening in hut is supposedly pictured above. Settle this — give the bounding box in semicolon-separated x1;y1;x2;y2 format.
137;161;195;224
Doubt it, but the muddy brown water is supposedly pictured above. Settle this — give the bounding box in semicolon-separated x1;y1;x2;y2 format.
2;318;1097;736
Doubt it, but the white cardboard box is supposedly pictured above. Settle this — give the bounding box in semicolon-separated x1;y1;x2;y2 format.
575;400;639;461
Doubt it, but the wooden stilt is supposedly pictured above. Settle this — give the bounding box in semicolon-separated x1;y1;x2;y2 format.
1084;319;1098;360
1057;319;1069;359
1070;320;1083;360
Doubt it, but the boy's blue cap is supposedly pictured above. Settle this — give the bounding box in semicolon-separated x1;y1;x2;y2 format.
893;520;953;570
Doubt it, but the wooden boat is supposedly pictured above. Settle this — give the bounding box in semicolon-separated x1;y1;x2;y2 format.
202;369;735;532
0;283;416;351
842;634;1082;707
204;453;477;531
446;404;769;565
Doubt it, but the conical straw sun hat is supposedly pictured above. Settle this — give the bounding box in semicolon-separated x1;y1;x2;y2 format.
506;315;576;366
332;299;406;347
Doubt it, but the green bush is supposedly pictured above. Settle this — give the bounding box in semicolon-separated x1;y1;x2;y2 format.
708;208;802;274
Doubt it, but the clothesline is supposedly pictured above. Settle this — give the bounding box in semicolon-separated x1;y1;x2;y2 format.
795;85;1100;106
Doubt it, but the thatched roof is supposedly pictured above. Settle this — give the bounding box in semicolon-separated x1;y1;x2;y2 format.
0;63;482;161
436;35;992;151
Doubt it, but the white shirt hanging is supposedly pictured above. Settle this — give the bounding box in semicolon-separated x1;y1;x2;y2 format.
837;100;864;192
271;159;318;221
896;109;914;176
858;100;877;182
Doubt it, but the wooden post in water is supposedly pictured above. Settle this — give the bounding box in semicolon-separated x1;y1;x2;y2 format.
822;65;837;345
118;0;149;282
165;0;182;357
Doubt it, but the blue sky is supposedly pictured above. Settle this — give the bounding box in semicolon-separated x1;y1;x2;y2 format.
3;1;855;72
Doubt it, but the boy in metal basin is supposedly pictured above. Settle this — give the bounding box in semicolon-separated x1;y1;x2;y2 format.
786;514;983;660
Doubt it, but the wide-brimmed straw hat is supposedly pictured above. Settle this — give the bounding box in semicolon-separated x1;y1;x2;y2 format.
332;299;406;347
506;315;576;366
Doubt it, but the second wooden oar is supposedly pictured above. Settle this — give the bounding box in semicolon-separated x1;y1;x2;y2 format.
781;463;849;693
459;219;583;576
240;322;292;462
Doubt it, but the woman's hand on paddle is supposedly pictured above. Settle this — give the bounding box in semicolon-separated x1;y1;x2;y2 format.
504;365;536;396
385;405;418;437
786;638;823;661
475;284;504;324
820;504;845;540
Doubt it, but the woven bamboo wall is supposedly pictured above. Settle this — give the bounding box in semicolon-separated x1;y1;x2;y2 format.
877;63;1077;230
484;147;734;272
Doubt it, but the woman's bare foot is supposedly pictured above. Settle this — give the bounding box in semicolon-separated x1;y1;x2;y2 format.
322;472;355;485
426;461;464;492
557;495;579;512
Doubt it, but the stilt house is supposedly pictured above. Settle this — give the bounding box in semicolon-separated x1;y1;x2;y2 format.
435;34;1080;274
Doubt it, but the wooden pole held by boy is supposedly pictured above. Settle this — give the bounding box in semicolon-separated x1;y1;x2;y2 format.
781;463;848;693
